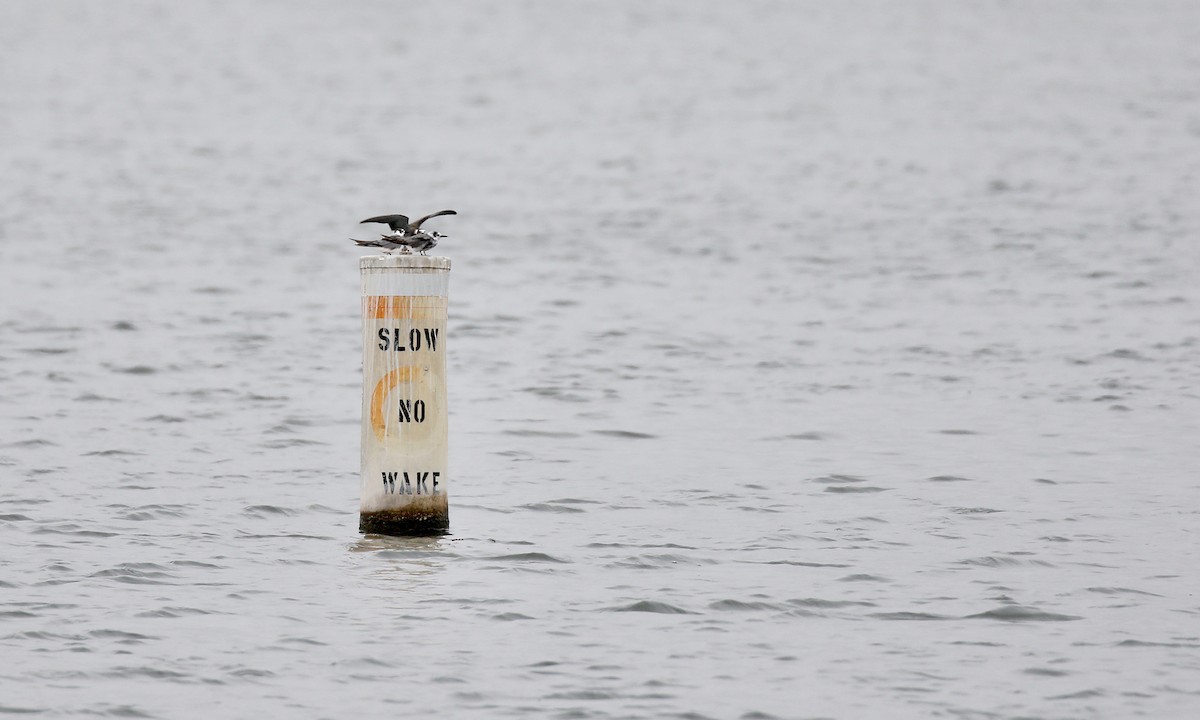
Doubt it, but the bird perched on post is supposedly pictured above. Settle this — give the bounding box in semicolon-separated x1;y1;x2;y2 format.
351;232;439;254
360;209;456;237
351;209;457;255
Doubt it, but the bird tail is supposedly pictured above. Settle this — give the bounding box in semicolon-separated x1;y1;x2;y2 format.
351;237;382;247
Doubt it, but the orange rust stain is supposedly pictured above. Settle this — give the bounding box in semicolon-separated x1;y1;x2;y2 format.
370;366;423;440
365;296;446;320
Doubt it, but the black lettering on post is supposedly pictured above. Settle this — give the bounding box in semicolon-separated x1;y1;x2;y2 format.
431;471;441;495
424;328;438;352
402;472;412;495
415;472;429;494
377;328;389;351
397;399;425;423
394;328;404;351
382;471;398;494
409;328;421;351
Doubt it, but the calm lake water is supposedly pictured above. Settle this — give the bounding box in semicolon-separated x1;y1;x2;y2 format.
2;1;1200;718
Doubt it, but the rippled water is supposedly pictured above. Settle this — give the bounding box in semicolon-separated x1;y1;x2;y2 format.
3;1;1200;717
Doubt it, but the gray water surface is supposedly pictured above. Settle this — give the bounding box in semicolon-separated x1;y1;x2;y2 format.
2;2;1200;718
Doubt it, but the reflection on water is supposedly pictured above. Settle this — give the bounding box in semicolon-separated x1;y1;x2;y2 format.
349;534;456;586
350;534;452;555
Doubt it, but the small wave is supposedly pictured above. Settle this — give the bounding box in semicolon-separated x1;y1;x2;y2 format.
502;429;580;438
522;386;588;402
90;629;159;643
709;599;785;612
118;505;188;521
5;439;56;448
236;533;332;540
611;554;716;569
1047;689;1105;700
1116;639;1200;648
170;560;222;569
966;605;1081;622
1103;349;1147;361
242;505;298;517
0;705;47;715
114;365;157;375
259;438;327;449
545;690;619;700
765;432;827;441
871;611;950;621
492;612;534;621
759;560;850;568
333;656;395;669
6;630;82;641
135;607;217;618
228;668;274;679
811;474;868;484
75;393;120;402
824;486;888;494
280;637;328;646
959;555;1053;567
34;525;118;538
102;666;189;681
1086;586;1163;597
610;600;696;614
90;564;176;585
519;503;585;514
928;475;973;482
484;552;568;563
15;325;81;335
593;429;657;439
1023;667;1070;676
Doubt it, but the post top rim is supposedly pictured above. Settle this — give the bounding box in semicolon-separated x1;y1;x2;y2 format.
360;255;451;270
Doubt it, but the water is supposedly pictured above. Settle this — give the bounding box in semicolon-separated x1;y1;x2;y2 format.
2;1;1200;717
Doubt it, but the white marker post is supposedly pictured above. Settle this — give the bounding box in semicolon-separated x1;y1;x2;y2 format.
359;255;450;535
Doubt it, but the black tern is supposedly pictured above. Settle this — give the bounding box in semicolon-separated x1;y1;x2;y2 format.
360;209;456;236
352;231;441;255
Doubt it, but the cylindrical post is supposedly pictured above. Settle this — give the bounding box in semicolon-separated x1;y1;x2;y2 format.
359;255;450;535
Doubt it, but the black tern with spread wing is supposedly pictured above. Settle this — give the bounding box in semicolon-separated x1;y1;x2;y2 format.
360;209;457;236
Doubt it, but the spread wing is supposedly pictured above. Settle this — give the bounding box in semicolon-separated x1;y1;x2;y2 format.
360;214;410;232
410;209;456;230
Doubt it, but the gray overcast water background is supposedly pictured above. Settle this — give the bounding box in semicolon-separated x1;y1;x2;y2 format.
2;1;1199;718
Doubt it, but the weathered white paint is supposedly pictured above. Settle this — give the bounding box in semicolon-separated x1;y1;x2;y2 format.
359;255;450;534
